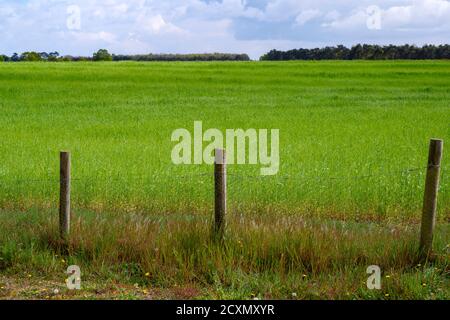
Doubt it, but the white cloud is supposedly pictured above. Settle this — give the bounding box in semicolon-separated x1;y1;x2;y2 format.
295;9;322;25
264;0;304;21
322;9;366;29
70;31;117;43
137;13;185;35
0;4;15;17
383;0;450;29
323;0;450;31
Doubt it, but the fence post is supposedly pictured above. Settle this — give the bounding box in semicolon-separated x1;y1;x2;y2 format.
419;139;443;259
59;151;71;239
214;148;226;241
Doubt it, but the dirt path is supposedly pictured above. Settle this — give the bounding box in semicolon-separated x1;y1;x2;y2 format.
0;274;159;300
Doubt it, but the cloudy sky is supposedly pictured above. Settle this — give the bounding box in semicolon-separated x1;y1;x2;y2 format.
1;0;449;59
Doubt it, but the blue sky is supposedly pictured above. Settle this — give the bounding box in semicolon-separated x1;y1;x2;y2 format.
1;0;450;59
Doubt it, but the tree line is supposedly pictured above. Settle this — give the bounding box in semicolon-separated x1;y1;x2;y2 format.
3;45;450;62
0;49;250;62
112;53;250;61
260;44;450;60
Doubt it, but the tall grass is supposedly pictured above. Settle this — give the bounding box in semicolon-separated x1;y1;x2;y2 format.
0;208;448;299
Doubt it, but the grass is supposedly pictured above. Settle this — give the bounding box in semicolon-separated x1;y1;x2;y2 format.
0;208;448;300
0;60;449;299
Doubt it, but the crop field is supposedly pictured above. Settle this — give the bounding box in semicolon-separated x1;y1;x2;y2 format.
0;61;449;299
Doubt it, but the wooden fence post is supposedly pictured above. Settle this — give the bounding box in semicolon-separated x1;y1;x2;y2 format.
419;139;443;258
214;148;226;241
59;151;71;239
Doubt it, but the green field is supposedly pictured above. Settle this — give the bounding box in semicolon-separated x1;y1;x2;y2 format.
0;61;448;299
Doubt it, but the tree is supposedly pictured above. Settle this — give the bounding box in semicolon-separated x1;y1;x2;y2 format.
59;55;73;62
93;49;112;61
39;52;49;60
20;52;42;61
259;44;450;60
48;51;60;62
11;53;20;62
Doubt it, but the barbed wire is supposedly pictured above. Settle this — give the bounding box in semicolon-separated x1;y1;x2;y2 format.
226;165;445;181
0;165;447;185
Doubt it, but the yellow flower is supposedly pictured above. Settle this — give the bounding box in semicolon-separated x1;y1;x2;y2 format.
422;283;427;287
385;293;390;297
385;275;390;278
61;259;66;263
145;272;150;277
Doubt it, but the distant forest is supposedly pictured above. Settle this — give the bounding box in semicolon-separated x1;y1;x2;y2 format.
112;53;250;61
260;44;450;60
0;50;250;62
2;45;450;62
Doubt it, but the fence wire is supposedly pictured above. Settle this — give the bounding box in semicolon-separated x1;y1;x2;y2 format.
0;165;447;185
